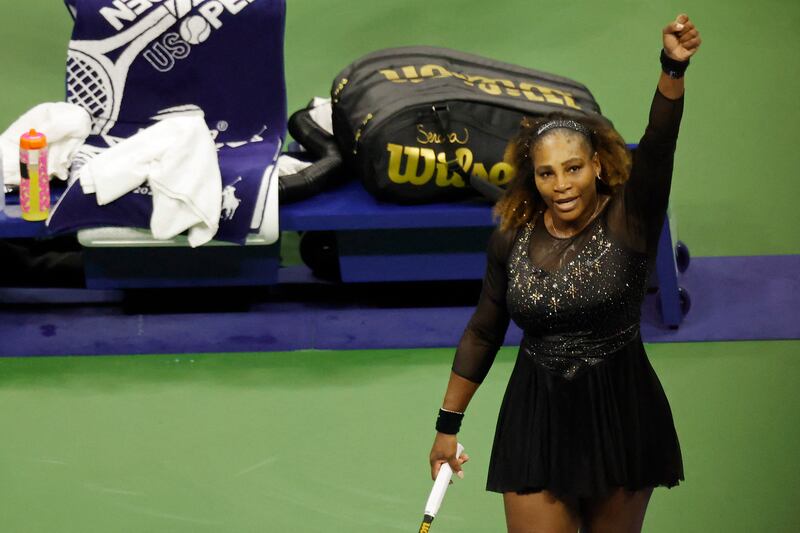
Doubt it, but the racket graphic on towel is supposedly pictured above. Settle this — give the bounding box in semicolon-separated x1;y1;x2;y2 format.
419;443;464;532
66;1;193;134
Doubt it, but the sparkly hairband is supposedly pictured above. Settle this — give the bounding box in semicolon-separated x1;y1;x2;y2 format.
535;119;591;139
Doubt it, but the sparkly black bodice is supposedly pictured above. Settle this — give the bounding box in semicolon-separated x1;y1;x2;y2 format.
507;214;649;378
452;89;684;383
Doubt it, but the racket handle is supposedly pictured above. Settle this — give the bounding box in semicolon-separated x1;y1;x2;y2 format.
418;514;434;533
424;442;464;517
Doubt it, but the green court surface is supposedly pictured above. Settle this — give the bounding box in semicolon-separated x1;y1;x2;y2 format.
1;0;799;256
1;341;798;532
2;3;799;531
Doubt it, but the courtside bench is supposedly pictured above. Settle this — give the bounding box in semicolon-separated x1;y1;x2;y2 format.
0;178;689;326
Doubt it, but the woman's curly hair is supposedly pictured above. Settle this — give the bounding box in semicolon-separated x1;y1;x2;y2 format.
494;112;632;232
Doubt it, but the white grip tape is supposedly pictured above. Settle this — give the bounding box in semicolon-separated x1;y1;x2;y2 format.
424;443;464;518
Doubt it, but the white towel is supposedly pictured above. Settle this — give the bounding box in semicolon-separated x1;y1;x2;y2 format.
308;97;333;136
1;102;92;186
79;114;222;247
276;154;313;177
258;161;280;243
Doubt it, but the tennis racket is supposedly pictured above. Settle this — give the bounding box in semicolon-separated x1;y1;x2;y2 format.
418;442;464;533
66;1;192;134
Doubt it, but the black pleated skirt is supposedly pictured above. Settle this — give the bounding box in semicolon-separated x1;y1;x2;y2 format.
486;341;684;498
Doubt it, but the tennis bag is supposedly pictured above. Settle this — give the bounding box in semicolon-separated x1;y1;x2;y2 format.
331;46;606;203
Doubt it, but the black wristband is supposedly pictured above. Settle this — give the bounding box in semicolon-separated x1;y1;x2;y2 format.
435;408;464;435
660;49;689;79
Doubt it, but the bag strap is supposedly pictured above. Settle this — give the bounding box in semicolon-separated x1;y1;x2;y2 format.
431;104;505;203
430;104;462;175
279;106;344;203
469;173;504;202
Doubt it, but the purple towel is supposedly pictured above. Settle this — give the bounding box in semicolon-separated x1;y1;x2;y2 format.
50;0;287;244
63;0;286;142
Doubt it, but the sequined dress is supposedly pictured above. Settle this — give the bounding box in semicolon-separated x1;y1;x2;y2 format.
452;90;685;498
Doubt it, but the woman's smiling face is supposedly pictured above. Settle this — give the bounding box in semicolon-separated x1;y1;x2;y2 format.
531;130;601;230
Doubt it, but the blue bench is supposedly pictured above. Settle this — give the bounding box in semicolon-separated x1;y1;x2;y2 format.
1;177;689;326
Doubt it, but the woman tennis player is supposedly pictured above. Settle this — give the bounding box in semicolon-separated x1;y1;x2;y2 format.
429;14;701;532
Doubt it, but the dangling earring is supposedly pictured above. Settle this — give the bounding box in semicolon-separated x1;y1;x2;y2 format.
593;154;606;185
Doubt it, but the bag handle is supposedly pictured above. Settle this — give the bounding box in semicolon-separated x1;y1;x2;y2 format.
430;104;462;175
431;104;505;203
279;106;344;203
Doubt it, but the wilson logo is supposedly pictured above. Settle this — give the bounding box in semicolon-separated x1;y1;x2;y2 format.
379;64;581;110
386;143;515;187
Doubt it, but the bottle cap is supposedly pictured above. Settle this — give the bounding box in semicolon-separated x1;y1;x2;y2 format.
20;129;47;149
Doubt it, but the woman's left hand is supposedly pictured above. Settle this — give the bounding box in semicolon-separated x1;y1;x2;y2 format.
662;13;702;62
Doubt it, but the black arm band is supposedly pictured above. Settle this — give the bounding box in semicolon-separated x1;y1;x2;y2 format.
660;49;689;79
435;408;464;435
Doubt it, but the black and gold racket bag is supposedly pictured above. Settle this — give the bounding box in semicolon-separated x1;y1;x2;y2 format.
331;46;605;203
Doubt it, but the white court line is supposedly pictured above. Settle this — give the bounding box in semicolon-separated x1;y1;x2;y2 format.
235;456;278;477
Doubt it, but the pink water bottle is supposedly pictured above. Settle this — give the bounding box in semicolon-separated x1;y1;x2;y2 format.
19;129;50;221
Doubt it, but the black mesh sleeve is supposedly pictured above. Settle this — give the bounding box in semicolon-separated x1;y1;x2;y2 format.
451;227;514;384
615;89;684;252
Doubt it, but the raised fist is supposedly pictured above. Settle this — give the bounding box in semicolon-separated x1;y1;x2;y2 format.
663;14;702;62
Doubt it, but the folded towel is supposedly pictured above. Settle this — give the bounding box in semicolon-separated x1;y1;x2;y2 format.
78;114;222;247
1;102;92;186
307;97;333;136
277;154;314;177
